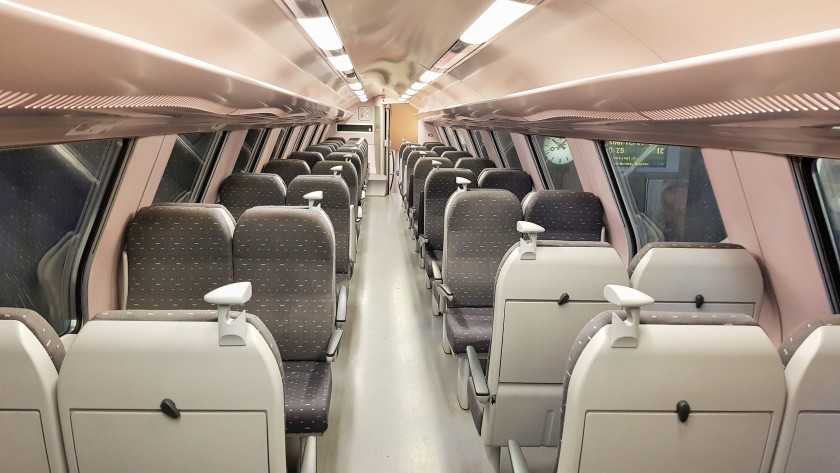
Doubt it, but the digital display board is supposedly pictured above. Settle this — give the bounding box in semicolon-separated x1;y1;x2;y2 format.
606;141;668;168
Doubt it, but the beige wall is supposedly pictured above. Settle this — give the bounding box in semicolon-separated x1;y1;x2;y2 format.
390;104;434;146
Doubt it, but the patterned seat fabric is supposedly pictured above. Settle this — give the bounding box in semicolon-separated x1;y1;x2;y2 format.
305;145;333;159
1;307;65;371
522;190;603;241
442;151;473;161
286;175;353;276
412;158;453;231
478;169;533;201
218;173;287;220
316;142;339;151
262;159;310;186
423;249;444;280
126;204;235;310
325;152;363;183
443;189;522;354
423;142;445;151
404;151;439;210
312;161;360;206
778;318;836;366
455;158;496;176
324;136;346;144
432;146;457;155
288;151;324;170
284;362;332;434
422;169;476;265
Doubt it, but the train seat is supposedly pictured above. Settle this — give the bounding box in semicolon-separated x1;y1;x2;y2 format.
124;204;235;310
305;145;333;159
464;231;628;461
432;145;457;155
522;190;604;241
629;242;764;317
478;169;533;202
234;205;344;436
0;308;67;473
312;161;361;228
456;157;497;176
317;142;339;151
336;146;367;178
287;175;355;299
442;150;474;161
261;158;311;186
325;152;364;189
218;173;287;221
772;318;840;473
423;141;445;151
324;136;346;144
403;150;439;218
400;146;428;199
509;285;785;473
410;157;453;245
438;189;521;406
289;151;325;170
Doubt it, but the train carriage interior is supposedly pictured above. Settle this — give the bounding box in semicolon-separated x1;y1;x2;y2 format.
4;0;840;472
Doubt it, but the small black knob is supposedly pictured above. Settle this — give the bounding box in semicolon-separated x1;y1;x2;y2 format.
557;293;570;305
161;398;181;419
695;294;705;309
676;400;690;423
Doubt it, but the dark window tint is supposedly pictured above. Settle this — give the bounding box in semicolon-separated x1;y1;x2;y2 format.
604;141;726;249
493;132;522;169
470;130;488;158
270;128;290;160
531;135;583;191
154;132;223;203
233;129;267;173
804;158;840;308
446;128;459;150
0;139;125;333
454;129;468;151
438;127;450;146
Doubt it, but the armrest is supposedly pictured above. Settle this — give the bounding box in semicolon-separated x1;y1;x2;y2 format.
336;285;348;325
507;440;530;473
466;345;490;403
436;283;454;301
326;329;344;362
418;234;428;246
431;260;442;281
299;436;317;473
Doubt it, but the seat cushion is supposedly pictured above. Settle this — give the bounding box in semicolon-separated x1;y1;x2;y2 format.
444;307;495;354
284;361;332;434
424;249;443;280
467;380;484;434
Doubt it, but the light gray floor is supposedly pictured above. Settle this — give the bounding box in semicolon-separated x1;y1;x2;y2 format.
318;194;557;473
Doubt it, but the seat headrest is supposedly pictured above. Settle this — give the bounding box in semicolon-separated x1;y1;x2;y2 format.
236;206;334;263
288;151;325;168
286;175;351;209
778;318;838;366
478;169;533;201
414;157;453;179
522;190;603;241
305;146;333;158
219;173;287;221
1;307;65;371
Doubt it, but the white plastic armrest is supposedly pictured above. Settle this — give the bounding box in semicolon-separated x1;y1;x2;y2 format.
357;206;363;221
436;283;454;302
603;284;654;307
299;436;317;473
361;189;366;200
431;160;442;169
330;165;342;176
517;221;545;261
205;281;252;305
304;191;323;209
466;345;490;403
326;329;344;362
119;250;128;309
455;176;471;193
336;285;348;325
431;260;442;281
603;285;654;348
508;440;530;473
205;282;253;347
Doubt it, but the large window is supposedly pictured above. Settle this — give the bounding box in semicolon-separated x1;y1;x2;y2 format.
531;135;583;191
454;129;469;151
154;132;224;203
493;132;522;169
0;139;126;333
801;158;840;308
269;128;291;160
470;130;489;158
438;127;451;146
445;128;459;150
233;129;268;173
298;125;316;151
603;141;726;250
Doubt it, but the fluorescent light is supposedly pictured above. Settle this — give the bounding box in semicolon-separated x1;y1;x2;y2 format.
419;70;442;83
405;89;417;96
398;98;407;102
297;17;343;51
350;82;363;91
354;89;365;95
410;82;427;91
460;0;534;45
359;96;368;102
328;54;354;72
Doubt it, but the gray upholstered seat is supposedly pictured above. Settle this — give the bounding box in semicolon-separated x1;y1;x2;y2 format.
324;136;346;144
284;361;332;434
289;151;324;170
478;169;533;201
444;307;494;353
442;151;473;161
432;145;457;155
305;145;333;159
403;150;439;214
262;158;311;186
317;142;339;151
522;190;603;241
234;206;337;434
423;141;445;151
420;169;477;282
126;204;235;310
456;158;497;176
312;160;360;209
411;157;453;238
325;152;363;184
400;146;427;199
218;173;287;220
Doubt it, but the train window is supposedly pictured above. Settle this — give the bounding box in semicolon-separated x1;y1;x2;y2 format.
800;158;840;309
453;129;469;151
492;132;522;169
299;125;316;150
233;129;267;173
438;127;451;146
603;141;726;250
269;128;291;160
445;128;459;150
0;139;126;333
474;130;500;162
530;135;583;191
154;132;224;203
469;130;489;158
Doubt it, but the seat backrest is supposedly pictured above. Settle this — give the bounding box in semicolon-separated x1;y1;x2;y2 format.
234;206;335;362
442;151;473;161
325;136;346;144
305;145;333;159
287;175;353;275
261;158;310;186
423;141;445;150
456;158;496;175
413;157;453;225
479;240;629;448
0;307;67;473
557;307;785;473
443;189;522;308
629;242;763;317
432;146;457;155
423;169;476;250
337;146;366;168
522;190;603;241
399;142;418;158
404;150;439;208
218;173;287;221
401;144;425;162
325;152;363;180
312;160;360;206
317;142;339;151
478;169;533;201
126;204;234;310
58;309;288;473
772;318;840;473
288;151;324;170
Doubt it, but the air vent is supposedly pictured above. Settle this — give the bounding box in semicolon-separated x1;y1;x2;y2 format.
643;92;840;121
0;90;37;108
526;109;647;122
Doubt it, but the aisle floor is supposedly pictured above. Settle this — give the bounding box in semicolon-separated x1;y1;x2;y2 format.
318;194;557;472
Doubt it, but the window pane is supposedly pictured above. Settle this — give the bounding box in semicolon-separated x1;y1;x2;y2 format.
812;159;840;260
154;132;221;203
476;130;500;162
454;129;468;151
0;139;124;333
446;128;459;150
438;127;450;146
532;135;583;191
604;141;726;248
233;129;265;173
270;128;289;160
470;130;488;158
494;132;522;169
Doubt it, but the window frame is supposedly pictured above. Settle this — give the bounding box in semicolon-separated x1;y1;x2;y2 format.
292;125;310;151
153;131;226;204
490;132;510;167
270;127;292;160
527;135;552;188
233;128;269;174
438;126;451;146
445;127;460;150
468;130;487;159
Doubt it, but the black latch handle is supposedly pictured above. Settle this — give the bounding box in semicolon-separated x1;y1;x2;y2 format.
676;400;690;423
161;398;181;419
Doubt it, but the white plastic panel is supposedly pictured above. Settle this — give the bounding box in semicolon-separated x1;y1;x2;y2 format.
784;412;840;472
579;412;772;473
0;411;50;472
488;384;563;447
641;302;756;317
72;411;268;473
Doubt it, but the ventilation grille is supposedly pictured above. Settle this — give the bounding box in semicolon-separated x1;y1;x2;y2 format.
526;109;647;122
643;92;840;121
